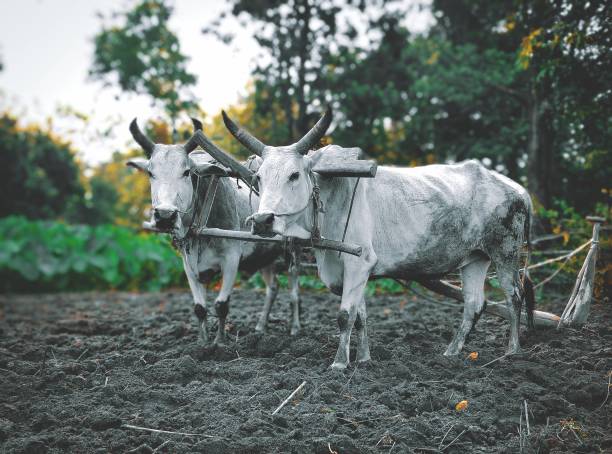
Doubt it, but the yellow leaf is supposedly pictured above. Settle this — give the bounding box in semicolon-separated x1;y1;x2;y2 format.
455;400;469;412
426;51;440;65
562;231;570;245
468;352;479;361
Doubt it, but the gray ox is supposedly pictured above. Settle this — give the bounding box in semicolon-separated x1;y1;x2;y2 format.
126;119;301;343
217;107;535;369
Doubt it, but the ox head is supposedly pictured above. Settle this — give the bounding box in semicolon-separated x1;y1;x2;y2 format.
220;107;332;239
127;118;228;236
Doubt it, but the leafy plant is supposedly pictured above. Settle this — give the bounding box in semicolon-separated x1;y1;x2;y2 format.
0;216;185;292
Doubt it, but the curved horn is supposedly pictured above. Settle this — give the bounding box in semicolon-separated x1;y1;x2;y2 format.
293;106;333;155
129;118;155;158
222;110;265;156
184;134;199;153
191;117;203;131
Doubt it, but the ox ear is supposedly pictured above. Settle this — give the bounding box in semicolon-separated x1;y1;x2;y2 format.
126;158;149;172
189;151;230;176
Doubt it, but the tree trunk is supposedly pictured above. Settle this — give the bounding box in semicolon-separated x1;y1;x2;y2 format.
526;83;555;208
295;0;311;137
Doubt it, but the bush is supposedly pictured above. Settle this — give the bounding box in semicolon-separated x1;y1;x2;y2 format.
0;216;184;292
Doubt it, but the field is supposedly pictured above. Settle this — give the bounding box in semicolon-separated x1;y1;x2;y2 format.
0;288;610;453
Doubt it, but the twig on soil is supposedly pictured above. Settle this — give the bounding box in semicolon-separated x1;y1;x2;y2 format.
569;427;583;445
524;400;530;436
440;430;466;451
340;365;358;393
122;424;216;438
271;380;306;415
438;424;454;451
104;376;109;387
152;440;171;453
481;353;508;368
597;371;611;409
481;346;539;368
328;442;338;454
76;348;89;361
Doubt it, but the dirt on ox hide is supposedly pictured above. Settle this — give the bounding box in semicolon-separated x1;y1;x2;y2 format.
0;289;610;453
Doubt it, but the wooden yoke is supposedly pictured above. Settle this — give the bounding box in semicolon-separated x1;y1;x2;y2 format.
311;145;377;178
193;130;259;192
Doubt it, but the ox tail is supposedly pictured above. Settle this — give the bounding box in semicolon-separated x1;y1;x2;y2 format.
522;196;536;331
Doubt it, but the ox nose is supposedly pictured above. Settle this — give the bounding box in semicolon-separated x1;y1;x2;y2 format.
154;207;178;228
250;211;274;235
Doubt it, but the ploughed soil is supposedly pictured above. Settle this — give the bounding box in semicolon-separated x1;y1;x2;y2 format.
0;288;610;453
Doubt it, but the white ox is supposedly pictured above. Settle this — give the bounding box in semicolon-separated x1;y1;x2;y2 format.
126;119;301;344
218;107;535;369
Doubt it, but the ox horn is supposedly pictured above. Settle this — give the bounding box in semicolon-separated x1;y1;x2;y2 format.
183;117;204;153
129;118;155;158
293;106;333;155
222;111;266;156
191;117;203;131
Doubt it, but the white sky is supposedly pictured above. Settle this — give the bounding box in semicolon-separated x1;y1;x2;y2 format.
0;0;432;165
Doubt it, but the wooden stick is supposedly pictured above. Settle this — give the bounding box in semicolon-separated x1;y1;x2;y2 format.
194;227;363;257
524;400;530;436
122;424;216;438
312;160;377;178
418;279;560;327
198;175;220;228
440;429;466;451
272;381;306;415
193;131;258;192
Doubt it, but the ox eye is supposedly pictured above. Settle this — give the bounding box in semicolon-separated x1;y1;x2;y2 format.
183;170;190;177
289;172;300;182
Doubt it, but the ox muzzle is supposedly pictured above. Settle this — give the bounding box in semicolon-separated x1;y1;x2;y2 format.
247;211;275;236
153;206;178;231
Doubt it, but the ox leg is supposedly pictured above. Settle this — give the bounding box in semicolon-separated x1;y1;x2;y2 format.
497;266;523;355
214;259;239;346
288;261;301;336
255;266;279;333
444;258;490;356
183;257;209;343
331;267;368;370
354;296;371;363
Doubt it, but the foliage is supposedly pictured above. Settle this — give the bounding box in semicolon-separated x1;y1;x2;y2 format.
90;0;198;126
207;0;610;213
0;113;85;221
0;216;184;293
205;0;368;143
90;149;152;228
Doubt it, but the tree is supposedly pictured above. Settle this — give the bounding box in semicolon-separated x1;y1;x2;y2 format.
430;0;611;209
205;0;362;143
323;0;610;211
90;0;198;136
0;113;85;220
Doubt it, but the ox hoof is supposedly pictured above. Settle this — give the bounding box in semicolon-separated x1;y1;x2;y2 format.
255;323;266;333
290;325;301;336
330;361;348;371
505;345;521;356
356;354;371;364
443;347;460;356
